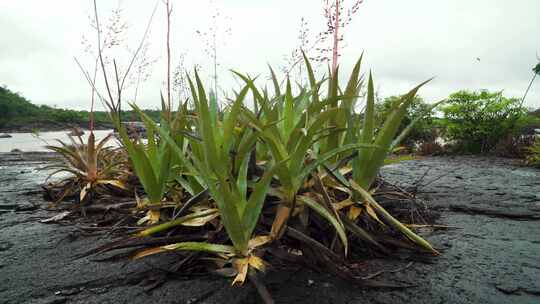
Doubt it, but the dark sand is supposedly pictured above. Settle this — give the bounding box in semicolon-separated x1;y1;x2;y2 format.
1;153;539;304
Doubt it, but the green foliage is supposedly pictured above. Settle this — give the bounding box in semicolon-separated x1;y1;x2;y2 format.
235;60;369;243
376;95;436;146
343;72;434;189
0;86;84;128
117;109;172;206
58;55;439;288
534;62;540;75
0;85;162;130
526;137;540;167
440;90;526;153
185;74;285;253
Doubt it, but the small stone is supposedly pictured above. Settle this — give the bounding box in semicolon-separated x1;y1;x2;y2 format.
307;279;315;286
55;287;83;296
0;242;13;252
15;204;38;212
89;287;108;294
496;284;520;294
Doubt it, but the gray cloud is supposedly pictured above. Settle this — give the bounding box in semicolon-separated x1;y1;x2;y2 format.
1;0;539;110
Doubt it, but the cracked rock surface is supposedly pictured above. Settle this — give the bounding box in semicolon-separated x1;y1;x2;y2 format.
1;153;539;304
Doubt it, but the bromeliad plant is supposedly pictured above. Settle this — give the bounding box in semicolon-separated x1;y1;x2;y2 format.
45;131;127;204
255;53;440;253
131;73;288;284
114;99;178;224
235;70;375;245
55;1;445;299
319;63;443;253
72;55;443;301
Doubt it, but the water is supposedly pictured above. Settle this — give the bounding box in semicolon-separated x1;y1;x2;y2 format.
0;130;116;152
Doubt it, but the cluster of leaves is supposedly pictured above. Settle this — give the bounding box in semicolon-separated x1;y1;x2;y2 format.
48;55;440;297
0;86;86;129
534;62;540;75
440;90;526;153
44;133;128;204
376;96;437;148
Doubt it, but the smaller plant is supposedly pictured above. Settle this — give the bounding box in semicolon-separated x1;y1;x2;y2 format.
45;131;126;204
115;99;183;224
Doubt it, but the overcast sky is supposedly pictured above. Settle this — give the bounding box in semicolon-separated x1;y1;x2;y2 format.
1;0;539;110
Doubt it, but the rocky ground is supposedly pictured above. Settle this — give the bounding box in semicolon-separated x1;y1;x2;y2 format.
0;153;539;304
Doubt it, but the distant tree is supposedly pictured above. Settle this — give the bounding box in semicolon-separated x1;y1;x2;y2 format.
440;90;526;153
376;96;435;146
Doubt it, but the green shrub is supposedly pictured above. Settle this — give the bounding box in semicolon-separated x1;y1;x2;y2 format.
376;96;436;147
0;85;164;130
110;55;440;281
526;137;540;167
440;90;526;153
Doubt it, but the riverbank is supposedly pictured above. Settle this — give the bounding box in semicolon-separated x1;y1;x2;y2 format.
0;123;113;134
0;153;539;303
0;130;115;153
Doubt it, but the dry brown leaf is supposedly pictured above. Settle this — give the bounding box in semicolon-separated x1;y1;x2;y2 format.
248;255;266;272
333;198;355;211
149;210;161;224
270;205;292;239
181;210;219;227
80;182;91;202
132;246;168;260
232;258;249;285
365;202;386;226
348;205;362;220
248;235;271;249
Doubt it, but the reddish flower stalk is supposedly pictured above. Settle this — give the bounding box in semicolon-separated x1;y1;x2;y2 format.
89;99;95;132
